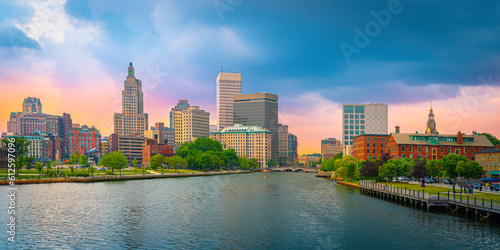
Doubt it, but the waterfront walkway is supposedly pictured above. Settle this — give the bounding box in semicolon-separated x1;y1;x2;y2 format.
359;180;500;219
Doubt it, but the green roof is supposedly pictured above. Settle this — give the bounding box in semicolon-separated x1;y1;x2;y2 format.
489;171;500;175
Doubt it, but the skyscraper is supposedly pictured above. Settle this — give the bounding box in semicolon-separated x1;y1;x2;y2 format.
216;72;242;131
342;103;388;156
234;92;279;161
169;100;210;144
113;63;148;136
288;133;298;164
278;124;289;163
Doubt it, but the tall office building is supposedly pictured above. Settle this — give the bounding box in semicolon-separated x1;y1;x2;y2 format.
170;100;210;144
288;133;298;164
342;103;388;156
234;92;279;161
216;72;242;131
113;63;148;136
278;124;289;163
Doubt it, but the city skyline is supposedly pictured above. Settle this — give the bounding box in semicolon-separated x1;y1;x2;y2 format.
1;1;500;155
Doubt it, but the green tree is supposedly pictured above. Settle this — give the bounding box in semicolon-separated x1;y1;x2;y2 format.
88;165;96;178
79;155;88;168
105;151;128;174
333;152;343;160
267;159;276;168
394;158;414;177
2;137;31;174
379;160;398;181
46;161;52;175
440;154;467;179
150;154;164;170
457;160;484;181
69;165;75;174
346;162;359;181
132;158;138;168
34;161;44;174
238;157;250;170
25;156;35;170
222;148;238;169
333;155;358;180
320;158;336;172
427;159;443;180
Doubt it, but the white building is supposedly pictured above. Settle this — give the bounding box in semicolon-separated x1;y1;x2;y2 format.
342;103;388;155
216;71;242;131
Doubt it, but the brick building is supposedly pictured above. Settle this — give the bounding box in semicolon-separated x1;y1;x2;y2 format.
385;131;494;160
67;125;101;156
352;134;389;160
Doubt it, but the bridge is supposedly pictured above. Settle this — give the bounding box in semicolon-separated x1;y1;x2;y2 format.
269;167;316;173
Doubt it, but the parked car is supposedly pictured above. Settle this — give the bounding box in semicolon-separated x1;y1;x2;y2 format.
471;183;481;189
443;179;453;185
490;184;500;191
97;167;106;171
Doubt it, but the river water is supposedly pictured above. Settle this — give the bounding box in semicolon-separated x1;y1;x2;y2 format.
1;172;500;249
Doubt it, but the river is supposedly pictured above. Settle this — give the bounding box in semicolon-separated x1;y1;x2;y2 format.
1;172;500;249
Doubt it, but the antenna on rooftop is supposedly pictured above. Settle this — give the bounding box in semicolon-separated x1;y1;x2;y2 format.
221;66;224;73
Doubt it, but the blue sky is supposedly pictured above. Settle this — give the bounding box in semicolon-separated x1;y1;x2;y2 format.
1;0;499;153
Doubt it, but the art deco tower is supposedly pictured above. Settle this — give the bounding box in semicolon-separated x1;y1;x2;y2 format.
113;63;148;136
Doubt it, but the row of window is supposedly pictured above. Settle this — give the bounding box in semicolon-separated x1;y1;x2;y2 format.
344;120;365;124
401;145;476;154
345;125;365;130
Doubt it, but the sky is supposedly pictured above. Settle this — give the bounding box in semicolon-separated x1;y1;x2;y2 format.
0;0;499;155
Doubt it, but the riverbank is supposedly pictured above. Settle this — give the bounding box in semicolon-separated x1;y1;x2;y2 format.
337;181;360;189
0;170;253;185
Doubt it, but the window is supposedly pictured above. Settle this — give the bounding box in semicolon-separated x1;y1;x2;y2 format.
373;143;376;147
344;106;354;113
355;131;359;135
373;138;376;142
350;125;354;129
361;125;365;129
373;149;376;153
361;115;365;119
355;125;359;129
344;114;348;119
402;154;405;158
344;120;348;124
350;131;354;134
410;154;413;159
361;131;365;135
355;115;359;119
367;143;370;147
441;147;444;153
350;114;354;118
350;120;354;124
367;137;370;141
464;148;467;154
449;147;452;153
345;130;348;135
432;155;437;160
361;120;365;124
345;136;348;140
367;149;370;153
355;120;359;124
472;148;475;154
409;146;413;152
402;145;405;152
381;149;384;154
344;125;348;129
455;149;459;154
471;156;475;161
425;146;428;153
355;106;365;113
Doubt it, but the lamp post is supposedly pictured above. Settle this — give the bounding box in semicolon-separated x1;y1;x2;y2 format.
161;164;164;175
119;162;122;177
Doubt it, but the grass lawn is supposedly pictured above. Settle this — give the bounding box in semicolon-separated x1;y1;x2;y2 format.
149;169;203;174
382;182;500;201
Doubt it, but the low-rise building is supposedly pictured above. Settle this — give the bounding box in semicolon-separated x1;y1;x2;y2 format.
2;132;56;161
385;130;494;160
475;145;500;176
67;125;101;156
100;137;108;156
108;133;146;162
210;124;272;168
352;134;389;160
321;138;342;160
299;154;321;166
142;122;174;167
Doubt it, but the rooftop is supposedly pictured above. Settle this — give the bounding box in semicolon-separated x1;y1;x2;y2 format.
388;133;494;147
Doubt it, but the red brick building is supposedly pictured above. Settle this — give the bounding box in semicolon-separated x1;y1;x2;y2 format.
67;125;101;156
353;134;389;160
384;131;494;161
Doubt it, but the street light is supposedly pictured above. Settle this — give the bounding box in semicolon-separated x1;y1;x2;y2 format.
119;162;122;177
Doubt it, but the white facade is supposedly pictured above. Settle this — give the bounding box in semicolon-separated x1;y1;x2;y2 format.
216;72;241;131
342;103;388;155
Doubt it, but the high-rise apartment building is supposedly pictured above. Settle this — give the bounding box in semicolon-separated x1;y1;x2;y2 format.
321;138;342;160
170;100;210;144
216;72;242;131
210;124;272;168
234;92;279;161
288;133;298;164
342;103;388;156
107;133;146;162
113;63;148;136
278;124;289;163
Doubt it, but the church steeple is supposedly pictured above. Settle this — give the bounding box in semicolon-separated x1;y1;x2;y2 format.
425;103;437;135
